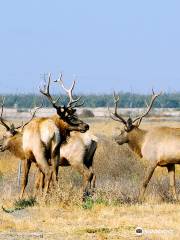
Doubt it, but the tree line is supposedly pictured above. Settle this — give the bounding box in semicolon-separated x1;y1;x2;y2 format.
1;92;180;108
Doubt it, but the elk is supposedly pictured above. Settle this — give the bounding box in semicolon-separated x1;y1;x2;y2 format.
37;73;88;181
60;131;97;192
111;90;180;201
0;99;61;197
34;131;97;198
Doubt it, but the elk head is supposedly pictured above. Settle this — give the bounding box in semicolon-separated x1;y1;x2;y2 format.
0;98;40;152
40;73;89;133
111;90;161;145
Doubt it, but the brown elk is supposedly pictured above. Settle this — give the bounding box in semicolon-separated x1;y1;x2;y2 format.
60;131;97;192
34;131;97;198
111;90;180;201
22;74;89;196
37;73;90;188
0;99;61;197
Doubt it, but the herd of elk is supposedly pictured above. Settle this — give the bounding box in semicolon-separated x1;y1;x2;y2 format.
0;116;97;199
0;74;90;198
112;90;180;201
0;75;180;203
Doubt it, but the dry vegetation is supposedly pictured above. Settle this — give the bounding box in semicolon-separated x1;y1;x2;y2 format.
0;117;180;239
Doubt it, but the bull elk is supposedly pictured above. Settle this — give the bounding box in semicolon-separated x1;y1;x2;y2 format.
0;100;60;197
111;90;180;201
22;74;89;195
34;131;97;198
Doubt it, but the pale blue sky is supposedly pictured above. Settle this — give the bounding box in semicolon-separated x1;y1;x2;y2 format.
0;0;180;94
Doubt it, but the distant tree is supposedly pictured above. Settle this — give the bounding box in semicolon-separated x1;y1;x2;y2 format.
1;92;180;108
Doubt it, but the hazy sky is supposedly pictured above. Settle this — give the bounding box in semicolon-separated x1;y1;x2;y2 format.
0;0;180;94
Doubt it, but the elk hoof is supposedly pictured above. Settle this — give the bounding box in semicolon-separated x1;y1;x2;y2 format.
82;191;91;202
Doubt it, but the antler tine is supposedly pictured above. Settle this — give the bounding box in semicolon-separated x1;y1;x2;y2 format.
55;73;82;107
132;89;162;125
40;73;61;110
20;103;43;131
0;97;10;130
0;97;5;118
29;103;43;118
111;92;127;125
40;73;51;99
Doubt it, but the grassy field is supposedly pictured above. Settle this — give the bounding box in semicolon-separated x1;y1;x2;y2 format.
0;118;180;239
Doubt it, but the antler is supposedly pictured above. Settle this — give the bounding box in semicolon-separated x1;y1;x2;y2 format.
0;97;42;133
132;89;162;126
40;73;62;111
0;97;11;130
55;73;84;108
111;92;127;125
20;104;43;131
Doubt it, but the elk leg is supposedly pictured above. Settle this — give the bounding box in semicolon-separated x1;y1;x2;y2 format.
34;151;53;195
139;164;157;202
39;171;45;190
167;164;177;200
85;140;97;190
19;159;31;199
91;173;96;189
40;165;52;195
73;163;93;198
34;168;41;196
82;167;93;193
89;166;96;189
51;143;60;186
34;169;44;197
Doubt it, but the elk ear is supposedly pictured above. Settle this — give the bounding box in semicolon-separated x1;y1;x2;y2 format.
125;117;133;131
127;117;132;125
9;124;17;135
10;124;15;131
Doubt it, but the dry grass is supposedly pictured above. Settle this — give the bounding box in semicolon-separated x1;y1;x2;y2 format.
0;118;180;239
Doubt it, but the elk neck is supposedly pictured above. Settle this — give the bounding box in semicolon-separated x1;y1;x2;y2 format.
50;115;70;142
127;127;147;158
8;134;25;159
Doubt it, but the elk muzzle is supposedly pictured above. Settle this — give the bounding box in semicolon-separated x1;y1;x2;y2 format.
68;123;89;133
114;132;128;145
80;123;89;133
